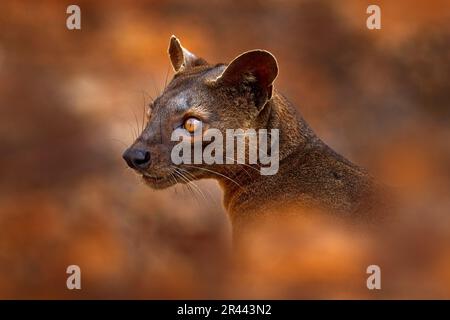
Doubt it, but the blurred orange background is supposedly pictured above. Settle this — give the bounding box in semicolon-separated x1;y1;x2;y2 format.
0;0;449;299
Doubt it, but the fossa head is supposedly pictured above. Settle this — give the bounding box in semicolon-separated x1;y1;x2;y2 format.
123;35;279;188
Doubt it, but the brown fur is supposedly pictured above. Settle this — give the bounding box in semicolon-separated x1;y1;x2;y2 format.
123;36;389;238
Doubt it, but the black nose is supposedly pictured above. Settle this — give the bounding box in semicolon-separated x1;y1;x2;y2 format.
122;148;151;170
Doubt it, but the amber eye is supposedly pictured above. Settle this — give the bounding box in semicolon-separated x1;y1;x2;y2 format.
183;117;202;134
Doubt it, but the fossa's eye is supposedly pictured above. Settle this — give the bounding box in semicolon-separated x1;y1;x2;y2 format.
183;117;202;134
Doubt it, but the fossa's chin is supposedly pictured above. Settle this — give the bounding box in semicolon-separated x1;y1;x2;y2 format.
141;174;176;189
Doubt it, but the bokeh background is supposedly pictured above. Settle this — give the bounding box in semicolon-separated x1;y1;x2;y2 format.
0;0;449;299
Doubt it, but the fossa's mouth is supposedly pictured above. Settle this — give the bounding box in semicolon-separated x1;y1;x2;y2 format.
141;172;175;189
140;167;204;190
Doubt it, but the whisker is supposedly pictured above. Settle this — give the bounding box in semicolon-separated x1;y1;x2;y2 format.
141;91;147;134
169;172;180;196
122;115;137;141
140;89;154;103
150;75;161;98
183;165;242;189
109;138;128;148
174;168;207;202
170;172;178;195
223;156;259;177
131;108;141;137
175;167;209;202
173;170;202;205
164;64;171;89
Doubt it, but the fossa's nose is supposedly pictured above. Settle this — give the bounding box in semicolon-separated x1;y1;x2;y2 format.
122;148;151;170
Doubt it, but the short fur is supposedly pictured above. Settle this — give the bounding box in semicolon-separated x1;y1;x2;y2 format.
123;36;388;238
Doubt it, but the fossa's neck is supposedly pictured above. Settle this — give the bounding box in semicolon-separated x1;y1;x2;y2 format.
218;92;319;208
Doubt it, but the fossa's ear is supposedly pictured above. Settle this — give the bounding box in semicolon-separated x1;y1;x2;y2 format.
215;50;278;105
168;35;207;72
